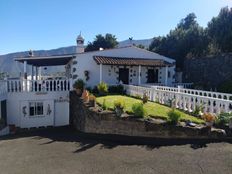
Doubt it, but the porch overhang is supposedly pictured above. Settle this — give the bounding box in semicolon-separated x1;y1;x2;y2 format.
94;56;173;67
15;54;75;66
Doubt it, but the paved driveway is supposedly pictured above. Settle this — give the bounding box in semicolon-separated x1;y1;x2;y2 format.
0;127;232;174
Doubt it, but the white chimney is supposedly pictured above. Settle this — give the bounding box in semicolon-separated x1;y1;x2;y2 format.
76;32;85;53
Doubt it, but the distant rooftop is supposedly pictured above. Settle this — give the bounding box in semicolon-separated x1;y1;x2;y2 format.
15;54;74;66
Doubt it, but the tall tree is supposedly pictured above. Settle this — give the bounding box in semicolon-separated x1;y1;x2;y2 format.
207;7;232;53
85;34;118;52
149;13;208;70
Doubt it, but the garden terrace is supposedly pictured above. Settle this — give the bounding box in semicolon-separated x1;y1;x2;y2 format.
96;95;204;124
70;93;226;139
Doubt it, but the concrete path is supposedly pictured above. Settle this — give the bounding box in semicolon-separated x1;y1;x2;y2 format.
0;127;231;174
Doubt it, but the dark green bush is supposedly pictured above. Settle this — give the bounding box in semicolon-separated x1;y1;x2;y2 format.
218;80;232;94
73;79;85;90
92;86;99;94
167;109;181;125
108;85;125;94
132;103;147;118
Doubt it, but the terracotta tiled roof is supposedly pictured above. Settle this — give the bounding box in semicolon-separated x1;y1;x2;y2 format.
94;56;172;66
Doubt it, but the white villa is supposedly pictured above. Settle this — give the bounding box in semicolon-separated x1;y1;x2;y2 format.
0;34;231;130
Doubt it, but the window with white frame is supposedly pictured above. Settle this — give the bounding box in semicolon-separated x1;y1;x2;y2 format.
29;102;44;116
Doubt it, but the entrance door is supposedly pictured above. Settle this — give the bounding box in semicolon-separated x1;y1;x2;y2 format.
119;68;129;84
147;69;158;83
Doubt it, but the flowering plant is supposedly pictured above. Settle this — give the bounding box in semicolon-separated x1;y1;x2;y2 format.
201;113;216;122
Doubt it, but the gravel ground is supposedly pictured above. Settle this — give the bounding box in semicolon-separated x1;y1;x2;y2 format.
0;127;232;174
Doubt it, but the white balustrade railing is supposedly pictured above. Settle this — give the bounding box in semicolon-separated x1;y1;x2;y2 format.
156;86;232;101
7;79;72;93
172;83;193;88
123;84;232;115
0;80;7;96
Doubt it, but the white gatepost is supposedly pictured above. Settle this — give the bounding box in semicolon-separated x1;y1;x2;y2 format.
138;65;141;85
99;64;103;83
165;65;168;86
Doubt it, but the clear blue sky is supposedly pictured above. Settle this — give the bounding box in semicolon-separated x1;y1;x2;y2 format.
1;0;232;55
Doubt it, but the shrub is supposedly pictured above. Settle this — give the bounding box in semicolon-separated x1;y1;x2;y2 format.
215;113;232;126
167;109;181;125
142;93;149;104
114;99;125;117
132;103;147;118
193;104;204;116
97;82;108;96
92;86;99;94
73;79;85;90
108;85;124;94
201;113;216;123
114;99;125;110
102;99;108;110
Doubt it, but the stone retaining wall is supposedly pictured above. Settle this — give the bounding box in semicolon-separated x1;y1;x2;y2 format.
70;92;226;139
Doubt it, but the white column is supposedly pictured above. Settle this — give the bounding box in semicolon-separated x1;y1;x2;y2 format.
165;65;168;86
138;65;141;85
35;67;38;80
38;67;42;80
99;64;103;83
31;66;34;80
23;61;27;79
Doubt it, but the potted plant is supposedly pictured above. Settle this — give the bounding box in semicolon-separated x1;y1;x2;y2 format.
89;94;96;107
73;79;85;96
114;100;125;117
81;89;89;102
142;92;149;104
202;113;216;128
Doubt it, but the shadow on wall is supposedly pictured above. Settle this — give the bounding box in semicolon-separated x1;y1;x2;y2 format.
0;126;231;153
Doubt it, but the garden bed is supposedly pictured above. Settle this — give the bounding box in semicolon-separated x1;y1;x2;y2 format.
96;95;205;124
70;92;227;139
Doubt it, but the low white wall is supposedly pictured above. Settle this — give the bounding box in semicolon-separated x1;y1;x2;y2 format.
7;91;69;128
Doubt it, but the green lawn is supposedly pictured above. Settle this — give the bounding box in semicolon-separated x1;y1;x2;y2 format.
96;95;204;124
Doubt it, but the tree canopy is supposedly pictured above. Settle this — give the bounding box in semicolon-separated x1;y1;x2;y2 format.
85;34;118;52
149;7;232;71
207;7;232;53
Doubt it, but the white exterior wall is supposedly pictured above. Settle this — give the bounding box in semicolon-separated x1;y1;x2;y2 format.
72;46;176;87
7;91;69;128
159;66;176;86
